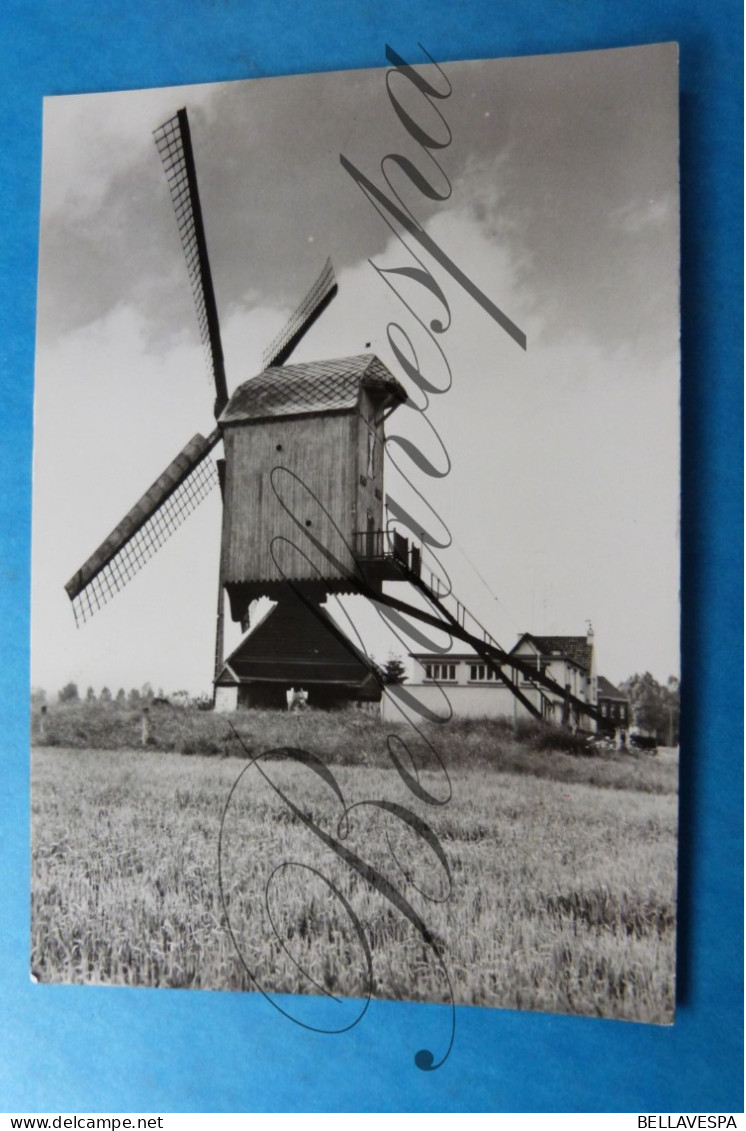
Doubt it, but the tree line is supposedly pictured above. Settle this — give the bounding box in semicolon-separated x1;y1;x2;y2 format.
32;659;410;708
33;665;681;745
33;683;202;708
618;672;680;745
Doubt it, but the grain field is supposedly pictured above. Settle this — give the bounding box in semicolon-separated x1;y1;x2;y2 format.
31;717;678;1024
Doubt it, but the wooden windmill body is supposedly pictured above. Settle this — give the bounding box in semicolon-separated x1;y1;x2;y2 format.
218;354;404;613
214;354;406;708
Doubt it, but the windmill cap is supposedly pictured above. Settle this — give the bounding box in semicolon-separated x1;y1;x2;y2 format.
218;353;407;425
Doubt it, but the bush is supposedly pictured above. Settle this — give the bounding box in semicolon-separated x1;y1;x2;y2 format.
29;701;676;793
179;733;222;756
515;717;594;756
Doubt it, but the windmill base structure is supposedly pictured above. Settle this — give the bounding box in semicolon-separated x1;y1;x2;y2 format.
214;590;381;711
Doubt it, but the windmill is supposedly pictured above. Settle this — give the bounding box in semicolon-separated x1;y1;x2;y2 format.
64;107;409;708
64;106;599;726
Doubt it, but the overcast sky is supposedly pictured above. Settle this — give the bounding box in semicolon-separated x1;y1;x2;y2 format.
32;43;680;696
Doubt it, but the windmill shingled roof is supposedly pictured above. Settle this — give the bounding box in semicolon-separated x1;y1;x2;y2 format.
219;354;405;424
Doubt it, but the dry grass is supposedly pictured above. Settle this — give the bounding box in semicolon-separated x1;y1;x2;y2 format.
32;703;677;793
31;727;678;1024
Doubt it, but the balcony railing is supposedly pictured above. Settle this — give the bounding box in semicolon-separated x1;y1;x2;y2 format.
352;529;421;576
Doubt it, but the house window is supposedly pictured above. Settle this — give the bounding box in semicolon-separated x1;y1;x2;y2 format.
470;664;488;681
620;705;626;721
610;703;617;718
425;663;456;682
601;703;608;717
469;664;501;682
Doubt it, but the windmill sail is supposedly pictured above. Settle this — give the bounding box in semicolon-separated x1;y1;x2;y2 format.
65;430;221;625
154;109;229;417
262;257;338;369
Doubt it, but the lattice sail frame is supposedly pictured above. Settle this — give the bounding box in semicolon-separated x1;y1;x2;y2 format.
65;432;220;626
154;110;228;414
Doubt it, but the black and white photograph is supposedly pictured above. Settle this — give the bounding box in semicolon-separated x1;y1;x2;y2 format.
31;43;680;1032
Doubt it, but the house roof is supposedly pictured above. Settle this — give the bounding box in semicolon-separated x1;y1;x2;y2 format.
511;633;593;672
597;675;628;701
219;354;406;425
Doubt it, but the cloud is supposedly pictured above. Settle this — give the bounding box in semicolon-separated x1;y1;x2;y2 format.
612;196;674;234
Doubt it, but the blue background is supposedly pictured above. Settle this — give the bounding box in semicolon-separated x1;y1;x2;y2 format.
1;0;742;1114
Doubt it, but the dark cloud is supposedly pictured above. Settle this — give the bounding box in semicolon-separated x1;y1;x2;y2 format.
38;66;421;347
447;45;679;362
38;45;678;372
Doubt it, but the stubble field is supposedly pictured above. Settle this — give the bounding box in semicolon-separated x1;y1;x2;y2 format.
31;709;678;1024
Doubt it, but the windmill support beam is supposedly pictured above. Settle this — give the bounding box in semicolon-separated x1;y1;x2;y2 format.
213;575;226;687
368;588;542;720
